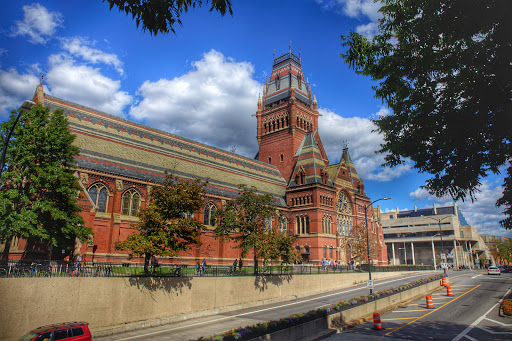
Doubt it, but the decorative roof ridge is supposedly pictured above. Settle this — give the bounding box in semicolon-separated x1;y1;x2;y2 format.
44;93;280;173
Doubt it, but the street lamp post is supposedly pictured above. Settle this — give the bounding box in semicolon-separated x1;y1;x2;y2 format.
423;215;450;276
431;233;440;269
362;197;391;294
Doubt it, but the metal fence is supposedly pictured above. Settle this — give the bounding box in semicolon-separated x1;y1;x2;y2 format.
0;260;434;278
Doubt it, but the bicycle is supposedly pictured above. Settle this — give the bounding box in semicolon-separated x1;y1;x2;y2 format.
71;267;89;277
171;266;182;277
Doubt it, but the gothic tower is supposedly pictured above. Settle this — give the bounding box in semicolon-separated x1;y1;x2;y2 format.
256;49;329;183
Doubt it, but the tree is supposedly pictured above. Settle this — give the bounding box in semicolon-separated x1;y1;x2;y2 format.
116;174;206;275
104;0;233;35
0;105;91;260
341;0;512;228
341;224;381;265
495;239;512;265
259;228;301;266
213;185;297;274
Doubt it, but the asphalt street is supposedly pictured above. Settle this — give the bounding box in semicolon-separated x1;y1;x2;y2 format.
326;271;512;341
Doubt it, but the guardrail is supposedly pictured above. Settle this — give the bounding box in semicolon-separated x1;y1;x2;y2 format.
0;260;434;278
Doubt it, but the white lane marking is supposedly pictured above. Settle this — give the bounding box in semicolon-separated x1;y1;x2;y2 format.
476;326;512;335
115;272;433;340
452;287;512;341
471;275;482;279
484;317;512;327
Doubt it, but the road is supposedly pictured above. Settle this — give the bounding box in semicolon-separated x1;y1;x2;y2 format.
326;271;512;340
96;271;440;340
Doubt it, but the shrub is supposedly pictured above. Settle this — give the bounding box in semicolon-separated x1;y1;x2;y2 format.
502;299;512;316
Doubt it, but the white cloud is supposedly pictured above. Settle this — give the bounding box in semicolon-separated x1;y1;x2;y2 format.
0;68;40;117
60;37;124;75
46;54;131;116
341;0;383;21
130;50;261;156
356;22;379;40
409;180;510;238
318;106;411;181
11;3;63;44
317;0;383;39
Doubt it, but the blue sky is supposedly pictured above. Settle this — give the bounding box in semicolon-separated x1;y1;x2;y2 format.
1;0;509;238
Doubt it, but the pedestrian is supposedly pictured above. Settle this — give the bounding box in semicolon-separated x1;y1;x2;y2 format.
238;258;243;273
195;261;200;275
150;255;158;275
76;254;82;273
232;259;238;273
201;258;207;275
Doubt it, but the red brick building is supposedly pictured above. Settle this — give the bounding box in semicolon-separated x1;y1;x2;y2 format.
8;50;387;265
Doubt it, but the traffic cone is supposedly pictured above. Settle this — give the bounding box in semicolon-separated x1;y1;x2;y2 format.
441;277;447;287
373;312;382;330
447;286;453;296
426;295;434;309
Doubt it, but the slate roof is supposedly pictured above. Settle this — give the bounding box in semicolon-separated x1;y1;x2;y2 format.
44;94;288;206
264;51;311;106
288;132;334;188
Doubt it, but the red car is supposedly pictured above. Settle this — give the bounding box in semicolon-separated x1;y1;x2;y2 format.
18;322;92;341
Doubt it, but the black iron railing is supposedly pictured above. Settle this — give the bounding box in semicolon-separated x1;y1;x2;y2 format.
0;260;434;278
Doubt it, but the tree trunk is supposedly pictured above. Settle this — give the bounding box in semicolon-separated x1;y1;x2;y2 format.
253;248;258;275
1;238;11;260
144;252;151;276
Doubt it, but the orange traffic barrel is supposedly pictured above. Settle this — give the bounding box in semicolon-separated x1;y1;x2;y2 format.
447;286;453;296
426;295;434;309
373;312;382;330
441;277;447;287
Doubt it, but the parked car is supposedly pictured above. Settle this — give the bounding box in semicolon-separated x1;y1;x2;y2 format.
488;266;501;275
18;322;91;341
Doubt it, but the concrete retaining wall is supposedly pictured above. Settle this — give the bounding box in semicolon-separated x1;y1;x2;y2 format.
0;271;416;341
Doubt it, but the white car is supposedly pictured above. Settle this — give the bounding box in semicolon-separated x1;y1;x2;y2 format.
488;266;501;275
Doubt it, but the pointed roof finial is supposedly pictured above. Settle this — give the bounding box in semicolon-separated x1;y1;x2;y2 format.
299;48;301;60
313;93;317;104
40;75;44;86
273;49;276;60
289;41;292;53
258;93;261;103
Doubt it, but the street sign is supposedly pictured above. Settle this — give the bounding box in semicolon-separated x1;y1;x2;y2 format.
441;253;446;260
366;280;374;289
441;263;448;269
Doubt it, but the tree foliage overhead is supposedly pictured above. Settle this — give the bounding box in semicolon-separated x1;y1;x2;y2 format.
213;185;298;273
103;0;233;35
341;0;512;228
0;105;90;259
116;174;207;274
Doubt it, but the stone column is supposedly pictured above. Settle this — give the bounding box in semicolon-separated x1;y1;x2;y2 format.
392;242;396;265
411;242;415;265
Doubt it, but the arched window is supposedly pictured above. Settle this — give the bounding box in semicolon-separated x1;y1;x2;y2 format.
121;188;141;216
88;183;108;213
337;191;352;236
296;215;309;234
279;216;287;233
264;218;272;231
203;202;217;226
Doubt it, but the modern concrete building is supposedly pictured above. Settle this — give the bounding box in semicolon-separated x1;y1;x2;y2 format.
381;203;494;268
